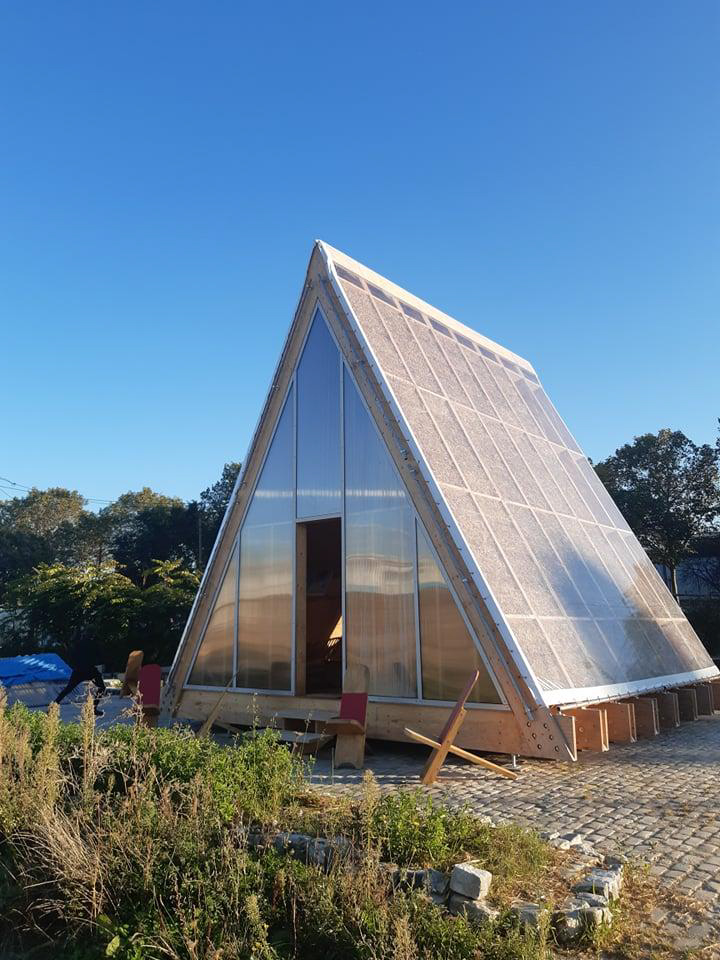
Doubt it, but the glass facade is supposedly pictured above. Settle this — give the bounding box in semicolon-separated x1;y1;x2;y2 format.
187;542;238;687
296;311;342;519
236;389;294;690
416;524;501;704
343;369;418;698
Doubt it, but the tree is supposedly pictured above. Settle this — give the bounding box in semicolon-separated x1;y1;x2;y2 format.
0;558;201;669
103;488;195;585
196;461;241;567
0;487;86;537
0;488;88;588
595;429;720;600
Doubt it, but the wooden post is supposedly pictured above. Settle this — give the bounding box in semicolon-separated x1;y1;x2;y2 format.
693;684;714;717
621;697;659;737
710;679;720;713
562;708;609;751
676;687;698;722
604;702;636;743
656;691;680;729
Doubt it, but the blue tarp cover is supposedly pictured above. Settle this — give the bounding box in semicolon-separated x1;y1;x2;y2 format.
0;653;71;687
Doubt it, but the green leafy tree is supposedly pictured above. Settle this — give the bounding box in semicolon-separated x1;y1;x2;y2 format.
195;462;242;567
0;487;86;537
0;559;200;669
103;488;195;585
595;429;720;600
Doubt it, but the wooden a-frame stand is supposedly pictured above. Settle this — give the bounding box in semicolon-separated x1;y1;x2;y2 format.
405;670;518;785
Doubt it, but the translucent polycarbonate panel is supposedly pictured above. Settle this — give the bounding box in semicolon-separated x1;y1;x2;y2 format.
336;257;717;699
476;495;562;616
506;617;569;691
344;369;417;697
236;391;294;690
416;524;501;704
187;543;238;686
296;312;342;519
443;488;530;616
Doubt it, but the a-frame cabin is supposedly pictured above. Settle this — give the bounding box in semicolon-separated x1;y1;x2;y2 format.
164;242;718;759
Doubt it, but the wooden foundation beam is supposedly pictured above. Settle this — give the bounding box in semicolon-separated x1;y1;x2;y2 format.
604;702;636;743
562;707;609;752
621;697;659;737
656;691;680;729
676;687;698;722
693;683;714;717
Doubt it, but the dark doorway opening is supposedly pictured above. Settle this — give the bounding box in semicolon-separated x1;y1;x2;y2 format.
302;518;342;696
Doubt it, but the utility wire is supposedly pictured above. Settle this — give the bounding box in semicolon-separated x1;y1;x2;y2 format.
0;474;113;505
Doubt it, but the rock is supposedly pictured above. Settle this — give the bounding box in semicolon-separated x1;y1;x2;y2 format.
575;891;610;909
510;900;548;930
561;832;584;846
428;869;449;896
573;867;623;901
581;905;613;929
448;894;499;924
395;869;428;890
549;838;572;851
554;907;585;945
306;838;329;867
449;862;492;900
539;830;560;842
430;891;449;907
575;841;599;858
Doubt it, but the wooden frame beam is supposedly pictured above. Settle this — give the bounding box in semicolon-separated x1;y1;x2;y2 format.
676;687;698;722
693;683;714;717
604;702;636;743
621;697;659;737
656;691;680;729
562;707;609;752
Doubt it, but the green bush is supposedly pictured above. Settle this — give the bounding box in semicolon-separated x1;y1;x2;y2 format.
0;699;552;960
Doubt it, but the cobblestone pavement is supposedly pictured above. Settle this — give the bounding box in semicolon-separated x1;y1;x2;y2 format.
312;715;720;915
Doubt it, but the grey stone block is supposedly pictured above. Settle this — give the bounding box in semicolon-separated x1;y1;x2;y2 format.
428;869;449;896
573;867;622;901
449;862;492;899
510;900;548;929
448;894;498;924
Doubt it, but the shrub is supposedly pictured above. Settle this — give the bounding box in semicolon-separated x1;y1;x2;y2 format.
0;696;552;960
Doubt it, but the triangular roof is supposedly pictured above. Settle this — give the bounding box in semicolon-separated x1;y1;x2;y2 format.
165;241;717;742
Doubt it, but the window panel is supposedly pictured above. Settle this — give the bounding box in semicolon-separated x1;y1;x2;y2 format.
296;312;342;519
236;391;294;690
417;523;501;704
187;543;238;686
344;370;417;697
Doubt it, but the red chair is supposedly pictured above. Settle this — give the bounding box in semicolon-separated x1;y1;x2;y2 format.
137;664;162;727
324;666;369;768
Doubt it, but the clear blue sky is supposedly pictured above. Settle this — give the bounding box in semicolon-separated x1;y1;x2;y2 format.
1;1;718;506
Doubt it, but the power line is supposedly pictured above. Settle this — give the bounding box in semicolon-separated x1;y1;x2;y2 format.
0;474;114;505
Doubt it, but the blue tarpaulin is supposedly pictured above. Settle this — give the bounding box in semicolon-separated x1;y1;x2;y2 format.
0;653;71;687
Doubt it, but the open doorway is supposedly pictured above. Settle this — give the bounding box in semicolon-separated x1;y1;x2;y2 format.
297;518;342;696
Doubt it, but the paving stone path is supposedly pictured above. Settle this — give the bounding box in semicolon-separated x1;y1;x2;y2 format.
312;715;720;921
